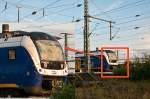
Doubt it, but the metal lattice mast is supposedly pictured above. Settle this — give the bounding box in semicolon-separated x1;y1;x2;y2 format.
61;33;72;63
84;0;91;72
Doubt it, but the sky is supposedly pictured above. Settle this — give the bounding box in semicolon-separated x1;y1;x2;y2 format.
0;0;150;56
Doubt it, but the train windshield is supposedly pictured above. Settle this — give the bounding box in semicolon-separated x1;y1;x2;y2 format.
105;50;117;62
30;32;64;61
35;40;64;61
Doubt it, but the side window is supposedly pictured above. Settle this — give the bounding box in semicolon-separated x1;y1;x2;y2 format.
8;49;16;60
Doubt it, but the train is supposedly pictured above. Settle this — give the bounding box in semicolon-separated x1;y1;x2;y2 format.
0;24;68;95
75;49;118;72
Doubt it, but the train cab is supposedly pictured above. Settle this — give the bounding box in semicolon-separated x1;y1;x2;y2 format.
0;24;68;95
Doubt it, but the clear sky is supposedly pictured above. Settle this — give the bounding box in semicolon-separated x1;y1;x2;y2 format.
0;0;150;53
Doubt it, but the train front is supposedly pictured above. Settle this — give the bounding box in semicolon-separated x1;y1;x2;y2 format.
30;32;68;93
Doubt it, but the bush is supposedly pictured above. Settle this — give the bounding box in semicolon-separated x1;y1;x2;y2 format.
60;84;75;99
50;83;75;99
130;55;150;80
113;55;150;80
113;68;127;76
113;64;127;76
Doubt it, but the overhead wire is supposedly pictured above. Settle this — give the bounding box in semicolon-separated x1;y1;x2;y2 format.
0;0;40;10
46;2;78;9
76;0;150;39
34;5;78;21
76;7;150;38
94;0;148;16
83;23;150;46
90;0;112;20
20;0;63;21
77;16;150;42
91;15;150;33
75;0;150;49
93;23;150;39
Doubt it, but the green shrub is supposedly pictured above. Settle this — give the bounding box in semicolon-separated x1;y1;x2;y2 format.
130;56;150;80
113;55;150;80
113;64;127;76
60;84;75;99
50;83;75;99
113;69;127;76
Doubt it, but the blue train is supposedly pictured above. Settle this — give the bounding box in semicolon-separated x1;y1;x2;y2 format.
0;24;68;95
75;49;118;72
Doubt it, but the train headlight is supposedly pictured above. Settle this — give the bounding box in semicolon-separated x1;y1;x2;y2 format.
41;62;44;68
41;62;47;68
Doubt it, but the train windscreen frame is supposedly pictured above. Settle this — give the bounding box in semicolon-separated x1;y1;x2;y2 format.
105;50;117;63
30;32;64;61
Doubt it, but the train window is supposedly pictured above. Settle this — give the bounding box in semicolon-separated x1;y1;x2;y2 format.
8;49;16;60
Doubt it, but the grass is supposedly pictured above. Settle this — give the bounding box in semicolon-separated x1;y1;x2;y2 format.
76;79;150;99
50;75;150;99
50;80;75;99
50;56;150;99
76;56;150;99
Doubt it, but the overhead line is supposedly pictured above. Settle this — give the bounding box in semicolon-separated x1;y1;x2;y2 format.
0;0;39;9
34;5;78;21
46;2;78;9
20;0;63;21
90;0;112;19
94;0;147;16
116;16;150;25
94;24;150;38
91;15;150;32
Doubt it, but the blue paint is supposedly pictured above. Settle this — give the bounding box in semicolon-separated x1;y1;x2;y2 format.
0;32;68;94
77;55;110;70
0;46;42;88
91;55;109;69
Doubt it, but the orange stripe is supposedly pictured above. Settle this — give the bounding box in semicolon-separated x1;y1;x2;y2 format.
0;84;18;88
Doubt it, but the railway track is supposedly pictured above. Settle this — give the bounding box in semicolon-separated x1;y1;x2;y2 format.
69;72;114;87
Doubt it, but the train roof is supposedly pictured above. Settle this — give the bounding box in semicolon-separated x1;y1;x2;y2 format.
75;50;115;57
75;51;101;57
75;50;115;54
0;31;62;40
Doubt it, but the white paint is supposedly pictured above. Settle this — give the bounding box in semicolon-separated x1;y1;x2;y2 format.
0;36;68;76
0;22;75;75
21;36;68;76
21;36;41;69
0;37;22;48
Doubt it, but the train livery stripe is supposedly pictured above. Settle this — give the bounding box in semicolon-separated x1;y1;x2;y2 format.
0;84;19;88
